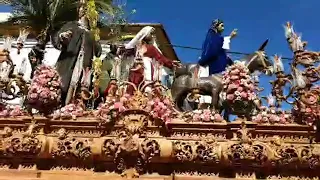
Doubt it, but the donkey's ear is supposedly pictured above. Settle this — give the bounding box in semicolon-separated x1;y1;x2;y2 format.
258;39;269;51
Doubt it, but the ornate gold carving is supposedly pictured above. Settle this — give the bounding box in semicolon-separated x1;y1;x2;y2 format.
0;122;43;157
299;145;320;169
101;136;160;178
119;113;149;135
51;128;92;160
172;140;221;163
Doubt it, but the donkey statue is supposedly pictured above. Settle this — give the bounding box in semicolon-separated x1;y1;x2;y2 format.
171;39;273;120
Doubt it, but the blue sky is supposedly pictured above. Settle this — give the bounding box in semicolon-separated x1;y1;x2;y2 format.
126;0;320;64
0;1;318;109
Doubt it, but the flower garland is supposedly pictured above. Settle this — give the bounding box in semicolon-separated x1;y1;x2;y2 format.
252;106;293;124
52;103;89;120
93;94;177;125
27;65;61;114
0;105;26;117
182;109;224;123
93;94;129;125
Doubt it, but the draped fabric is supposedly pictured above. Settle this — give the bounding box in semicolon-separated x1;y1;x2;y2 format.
126;26;173;86
198;29;233;75
51;21;102;106
10;48;32;82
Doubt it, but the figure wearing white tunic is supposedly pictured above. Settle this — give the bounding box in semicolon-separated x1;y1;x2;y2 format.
125;26;177;92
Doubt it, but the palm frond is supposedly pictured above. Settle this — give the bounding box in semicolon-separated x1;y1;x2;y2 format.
95;0;115;15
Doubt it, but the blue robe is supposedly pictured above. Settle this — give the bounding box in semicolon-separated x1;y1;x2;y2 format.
198;29;233;75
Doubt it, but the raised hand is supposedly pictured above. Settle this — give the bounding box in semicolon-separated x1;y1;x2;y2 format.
172;60;182;68
230;29;238;39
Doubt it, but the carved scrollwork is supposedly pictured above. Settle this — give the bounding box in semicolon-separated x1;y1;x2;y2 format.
224;123;269;166
172;140;220;163
266;136;299;166
51;128;92;160
224;142;268;166
101;136;160;178
102;138;118;158
299;145;320;169
118;113;149;135
0;123;43;157
194;141;220;163
140;138;160;163
172;141;194;162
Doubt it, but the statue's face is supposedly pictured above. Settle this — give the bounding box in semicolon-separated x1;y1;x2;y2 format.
217;23;224;33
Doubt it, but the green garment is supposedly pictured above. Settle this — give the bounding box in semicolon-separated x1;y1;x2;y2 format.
99;53;114;94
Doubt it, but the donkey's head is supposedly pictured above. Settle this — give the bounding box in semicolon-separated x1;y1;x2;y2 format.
243;39;273;75
284;22;307;52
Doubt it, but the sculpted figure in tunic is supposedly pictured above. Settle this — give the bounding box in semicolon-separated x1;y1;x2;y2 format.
125;26;180;93
51;5;102;106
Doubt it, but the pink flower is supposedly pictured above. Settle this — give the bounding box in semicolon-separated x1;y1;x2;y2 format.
239;72;247;77
154;97;161;103
193;114;201;121
213;114;223;122
237;86;244;92
230;75;239;80
226;94;234;101
114;102;123;109
202;114;211;121
230;69;240;75
240;92;248;98
306;107;312;113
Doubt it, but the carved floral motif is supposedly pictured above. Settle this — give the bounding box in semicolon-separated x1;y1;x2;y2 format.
51;128;92;160
0;123;43;157
102;136;160;178
172;140;220;163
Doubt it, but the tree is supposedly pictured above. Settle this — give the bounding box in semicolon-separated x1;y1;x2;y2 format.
3;0;121;68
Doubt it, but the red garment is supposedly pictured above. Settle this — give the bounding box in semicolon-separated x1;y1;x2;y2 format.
103;84;113;98
143;44;174;69
103;83;118;98
127;67;144;95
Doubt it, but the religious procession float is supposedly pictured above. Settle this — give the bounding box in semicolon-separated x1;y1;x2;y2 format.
0;1;319;179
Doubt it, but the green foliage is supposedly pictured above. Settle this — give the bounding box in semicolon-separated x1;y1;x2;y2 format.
5;0;135;41
99;0;136;42
9;0;78;33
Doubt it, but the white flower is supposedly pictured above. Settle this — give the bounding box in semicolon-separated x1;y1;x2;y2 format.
193;110;202;114
235;91;241;96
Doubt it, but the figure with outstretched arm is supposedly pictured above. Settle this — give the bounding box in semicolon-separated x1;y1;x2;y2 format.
51;4;102;106
198;19;237;76
125;26;180;93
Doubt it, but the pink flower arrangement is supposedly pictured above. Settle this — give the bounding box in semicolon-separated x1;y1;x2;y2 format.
184;109;224;122
0;105;26;117
148;97;176;123
93;98;127;124
27;65;62;114
94;93;176;124
252;108;293;124
222;62;257;103
52;103;88;120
